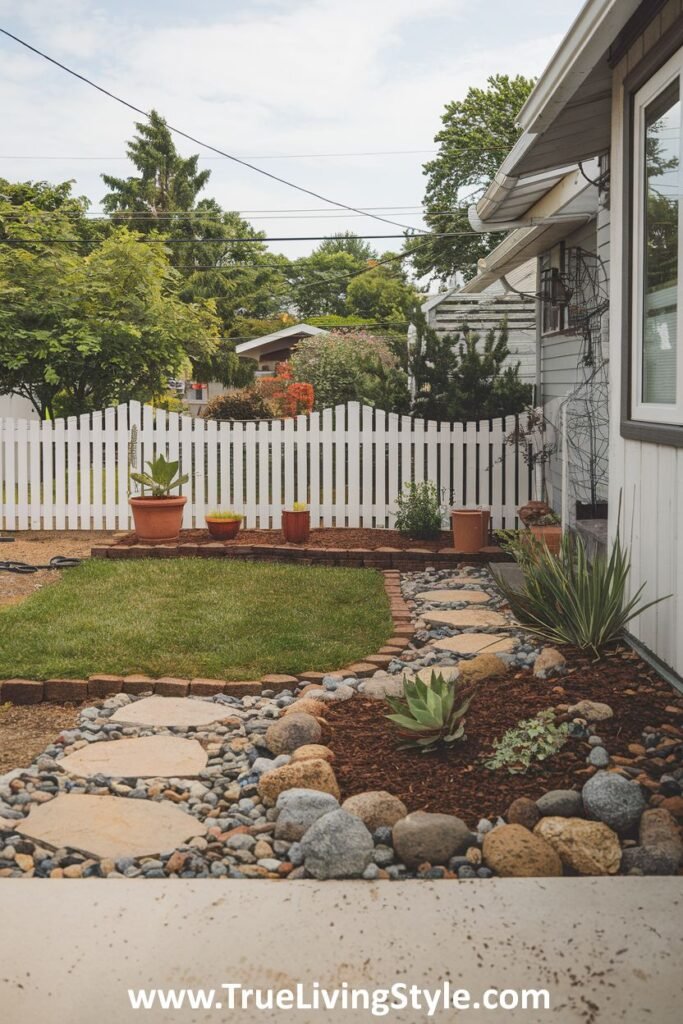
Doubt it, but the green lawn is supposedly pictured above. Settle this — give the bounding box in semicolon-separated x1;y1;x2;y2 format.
0;559;392;680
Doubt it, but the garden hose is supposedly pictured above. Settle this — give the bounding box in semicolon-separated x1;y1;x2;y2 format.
0;555;82;575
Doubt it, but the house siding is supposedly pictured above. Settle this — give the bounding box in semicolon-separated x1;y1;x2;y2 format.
609;0;683;677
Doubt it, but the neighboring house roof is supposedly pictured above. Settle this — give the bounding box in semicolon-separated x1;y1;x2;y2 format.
469;0;642;229
235;323;325;358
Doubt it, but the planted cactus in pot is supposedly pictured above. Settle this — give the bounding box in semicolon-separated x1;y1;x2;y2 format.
129;454;189;543
282;501;310;544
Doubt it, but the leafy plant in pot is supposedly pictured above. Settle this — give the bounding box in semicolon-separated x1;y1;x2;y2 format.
282;501;310;543
205;510;243;540
129;454;189;543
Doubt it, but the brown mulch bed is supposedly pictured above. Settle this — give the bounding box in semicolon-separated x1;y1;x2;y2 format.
0;703;83;773
324;648;683;829
116;528;455;551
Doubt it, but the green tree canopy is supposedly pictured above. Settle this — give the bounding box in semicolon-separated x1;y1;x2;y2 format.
405;75;535;283
0;190;220;418
410;314;532;422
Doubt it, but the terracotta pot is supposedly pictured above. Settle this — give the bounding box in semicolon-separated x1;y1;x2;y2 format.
530;524;562;554
518;500;552;527
129;495;187;543
450;509;486;553
282;509;310;544
205;516;241;541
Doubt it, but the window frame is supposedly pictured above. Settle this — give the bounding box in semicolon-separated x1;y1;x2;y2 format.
630;52;683;425
621;18;683;447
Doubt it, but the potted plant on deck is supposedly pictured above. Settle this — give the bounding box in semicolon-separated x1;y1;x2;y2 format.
205;510;243;540
129;454;189;543
282;501;310;544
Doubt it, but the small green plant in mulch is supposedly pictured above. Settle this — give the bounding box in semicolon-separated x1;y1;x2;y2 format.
393;481;444;540
385;671;476;753
483;709;570;774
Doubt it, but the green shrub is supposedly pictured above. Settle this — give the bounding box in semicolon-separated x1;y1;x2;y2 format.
493;531;669;657
394;481;444;539
201;387;274;421
385;671;476;752
206;510;243;521
484;710;569;774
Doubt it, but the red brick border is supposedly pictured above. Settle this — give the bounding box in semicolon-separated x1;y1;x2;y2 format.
0;573;415;704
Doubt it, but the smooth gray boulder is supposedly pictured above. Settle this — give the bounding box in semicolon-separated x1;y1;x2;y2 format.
392;811;473;868
536;790;584;818
300;809;374;879
274;789;340;842
582;771;646;836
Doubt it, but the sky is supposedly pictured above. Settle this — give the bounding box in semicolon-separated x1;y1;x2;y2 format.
0;0;583;260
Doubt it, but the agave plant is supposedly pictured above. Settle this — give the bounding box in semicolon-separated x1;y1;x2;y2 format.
385;672;476;753
493;529;669;657
129;454;189;498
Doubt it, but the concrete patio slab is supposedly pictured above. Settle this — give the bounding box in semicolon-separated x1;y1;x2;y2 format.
433;633;519;655
111;695;233;729
0;878;680;1023
15;793;206;859
423;608;510;628
416;588;491;604
58;735;207;778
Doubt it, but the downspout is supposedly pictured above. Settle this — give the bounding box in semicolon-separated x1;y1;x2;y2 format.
535;259;544;502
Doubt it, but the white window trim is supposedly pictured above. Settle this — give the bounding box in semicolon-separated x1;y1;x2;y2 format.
631;49;683;426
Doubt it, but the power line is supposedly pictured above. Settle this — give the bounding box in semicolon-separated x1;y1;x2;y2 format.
0;27;427;235
0;148;440;161
1;230;481;243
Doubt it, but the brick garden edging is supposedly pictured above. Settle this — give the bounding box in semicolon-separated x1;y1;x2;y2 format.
0;571;415;706
91;537;510;571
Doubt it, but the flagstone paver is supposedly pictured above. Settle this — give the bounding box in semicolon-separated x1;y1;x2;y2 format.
57;735;208;779
432;633;518;655
423;608;510;628
415;665;461;684
416;588;491;604
110;695;235;729
15;793;206;859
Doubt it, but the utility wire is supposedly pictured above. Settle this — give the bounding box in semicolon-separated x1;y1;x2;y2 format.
1;230;483;243
0;148;440;161
0;27;427;235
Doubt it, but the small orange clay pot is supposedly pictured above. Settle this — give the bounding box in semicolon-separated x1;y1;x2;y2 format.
530;524;562;554
451;509;486;553
282;509;310;544
129;495;187;543
205;517;242;541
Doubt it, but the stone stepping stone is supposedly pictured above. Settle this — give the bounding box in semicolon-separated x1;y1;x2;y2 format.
111;695;234;729
58;735;207;779
423;608;509;628
441;575;482;585
432;634;518;655
15;793;206;860
415;665;460;685
416;588;490;605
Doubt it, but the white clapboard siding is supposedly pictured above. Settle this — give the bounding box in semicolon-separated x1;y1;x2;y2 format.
0;402;532;531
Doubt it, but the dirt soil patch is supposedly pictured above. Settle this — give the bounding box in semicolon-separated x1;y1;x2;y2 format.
0;703;83;773
117;527;456;551
324;648;683;829
0;531;117;607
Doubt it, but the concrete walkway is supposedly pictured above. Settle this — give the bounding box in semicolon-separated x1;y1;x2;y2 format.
1;878;681;1023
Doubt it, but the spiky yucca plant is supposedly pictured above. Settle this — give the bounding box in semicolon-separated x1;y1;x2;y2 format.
493;530;669;658
385;672;476;753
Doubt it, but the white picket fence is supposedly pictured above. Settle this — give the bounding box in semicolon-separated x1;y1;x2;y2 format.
0;401;532;531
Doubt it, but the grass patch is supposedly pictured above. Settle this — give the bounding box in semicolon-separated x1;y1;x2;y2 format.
0;559;392;680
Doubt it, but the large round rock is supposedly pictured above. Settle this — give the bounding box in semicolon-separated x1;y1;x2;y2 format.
265;713;322;756
536;790;584;818
534;816;621;875
257;759;340;805
581;771;646;836
274;789;340;842
300;809;374;879
341;791;408;832
482;823;562;877
392;811;473;868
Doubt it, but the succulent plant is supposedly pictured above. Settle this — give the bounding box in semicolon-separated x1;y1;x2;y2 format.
206;510;243;521
385;671;476;753
129;454;189;498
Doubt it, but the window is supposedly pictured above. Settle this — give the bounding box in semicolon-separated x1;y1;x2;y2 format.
632;51;683;424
